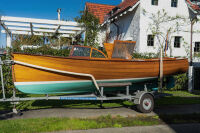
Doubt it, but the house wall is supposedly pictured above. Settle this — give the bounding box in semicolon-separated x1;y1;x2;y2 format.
139;0;200;57
104;0;200;57
97;26;107;47
108;5;141;51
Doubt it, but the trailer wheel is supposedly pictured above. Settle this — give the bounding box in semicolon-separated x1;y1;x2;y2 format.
136;94;154;113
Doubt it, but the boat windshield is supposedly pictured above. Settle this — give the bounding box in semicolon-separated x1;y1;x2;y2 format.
91;49;105;58
70;46;107;59
72;46;91;57
112;40;136;59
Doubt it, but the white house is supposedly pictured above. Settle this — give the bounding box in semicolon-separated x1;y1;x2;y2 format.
86;0;200;91
86;0;200;57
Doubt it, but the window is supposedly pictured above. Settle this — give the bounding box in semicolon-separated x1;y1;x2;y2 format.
194;42;200;52
171;0;178;7
72;46;91;57
91;49;105;58
152;0;158;5
174;36;181;48
147;35;154;46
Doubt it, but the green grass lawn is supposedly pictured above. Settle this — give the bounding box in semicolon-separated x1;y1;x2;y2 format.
0;113;200;133
0;91;200;111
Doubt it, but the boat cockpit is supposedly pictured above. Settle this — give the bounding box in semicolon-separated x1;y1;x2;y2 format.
63;45;107;59
62;40;136;60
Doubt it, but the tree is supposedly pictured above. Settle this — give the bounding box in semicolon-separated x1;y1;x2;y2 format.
143;9;188;56
75;10;100;48
143;9;200;57
12;34;72;49
12;34;44;50
143;9;190;91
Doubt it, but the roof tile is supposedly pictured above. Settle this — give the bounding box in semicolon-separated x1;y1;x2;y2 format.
86;2;115;24
85;1;140;23
111;0;139;17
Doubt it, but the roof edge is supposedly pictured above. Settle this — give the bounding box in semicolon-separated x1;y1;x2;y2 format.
102;1;140;26
85;2;116;7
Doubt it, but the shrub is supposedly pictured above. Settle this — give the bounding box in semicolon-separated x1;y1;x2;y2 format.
13;45;70;57
0;46;70;93
132;52;159;59
172;73;188;91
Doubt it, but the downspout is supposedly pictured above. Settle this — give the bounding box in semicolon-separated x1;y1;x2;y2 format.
190;19;195;66
188;18;196;93
113;22;120;40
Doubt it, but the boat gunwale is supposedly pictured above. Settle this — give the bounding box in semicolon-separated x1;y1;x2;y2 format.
12;52;188;63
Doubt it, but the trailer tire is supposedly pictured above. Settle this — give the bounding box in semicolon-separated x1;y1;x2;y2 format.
136;94;154;113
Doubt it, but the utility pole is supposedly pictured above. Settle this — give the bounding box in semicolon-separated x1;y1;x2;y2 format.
57;8;61;49
57;8;61;21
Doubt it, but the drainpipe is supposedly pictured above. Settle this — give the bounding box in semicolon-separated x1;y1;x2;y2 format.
190;19;194;66
188;18;195;93
113;22;120;40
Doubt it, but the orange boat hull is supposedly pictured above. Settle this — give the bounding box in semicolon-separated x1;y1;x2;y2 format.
12;54;188;94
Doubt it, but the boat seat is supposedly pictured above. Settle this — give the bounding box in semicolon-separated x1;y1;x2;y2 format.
98;82;132;87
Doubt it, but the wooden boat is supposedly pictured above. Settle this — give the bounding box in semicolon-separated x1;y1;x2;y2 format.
12;41;188;94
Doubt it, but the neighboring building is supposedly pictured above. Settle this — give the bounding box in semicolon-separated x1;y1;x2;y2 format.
86;0;200;57
85;3;115;46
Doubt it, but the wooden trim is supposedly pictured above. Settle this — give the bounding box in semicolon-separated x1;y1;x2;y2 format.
12;53;188;62
104;43;114;59
114;40;136;44
12;53;188;83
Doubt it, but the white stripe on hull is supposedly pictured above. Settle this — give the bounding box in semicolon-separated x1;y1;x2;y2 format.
14;77;157;85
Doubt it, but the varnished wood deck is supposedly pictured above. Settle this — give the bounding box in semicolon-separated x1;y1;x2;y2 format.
12;54;189;82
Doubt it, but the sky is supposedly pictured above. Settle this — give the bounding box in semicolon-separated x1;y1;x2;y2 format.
0;0;121;20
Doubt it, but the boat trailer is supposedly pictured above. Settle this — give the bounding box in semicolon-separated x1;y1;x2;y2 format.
0;56;155;114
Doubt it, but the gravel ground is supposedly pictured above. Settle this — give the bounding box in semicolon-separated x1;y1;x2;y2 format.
0;104;200;120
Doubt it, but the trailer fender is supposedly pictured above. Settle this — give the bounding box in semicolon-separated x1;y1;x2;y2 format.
134;91;154;105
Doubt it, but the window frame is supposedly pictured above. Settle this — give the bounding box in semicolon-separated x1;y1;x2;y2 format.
171;0;178;7
174;36;182;48
194;42;200;53
147;35;155;47
152;0;158;6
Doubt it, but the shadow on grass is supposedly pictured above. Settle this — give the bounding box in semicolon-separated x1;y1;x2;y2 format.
155;96;200;107
26;99;126;109
192;90;200;95
153;92;200;133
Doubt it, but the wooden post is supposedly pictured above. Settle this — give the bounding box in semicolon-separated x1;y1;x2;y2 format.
6;34;12;48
